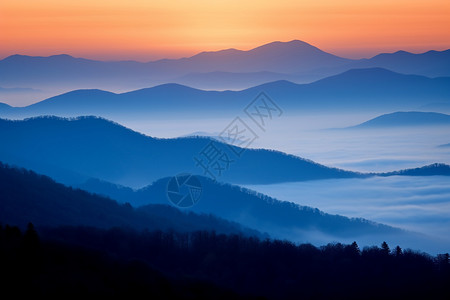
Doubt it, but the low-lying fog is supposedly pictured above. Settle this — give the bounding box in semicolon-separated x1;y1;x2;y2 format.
121;113;450;254
122;112;450;173
245;175;450;253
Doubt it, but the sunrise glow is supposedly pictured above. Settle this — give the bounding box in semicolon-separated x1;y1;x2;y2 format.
1;0;449;60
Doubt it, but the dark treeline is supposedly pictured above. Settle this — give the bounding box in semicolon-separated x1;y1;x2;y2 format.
0;223;249;299
0;160;402;244
1;223;449;299
0;161;262;238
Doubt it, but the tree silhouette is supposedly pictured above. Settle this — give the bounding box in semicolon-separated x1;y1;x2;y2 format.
1;223;450;299
381;241;390;255
350;241;361;256
23;222;40;249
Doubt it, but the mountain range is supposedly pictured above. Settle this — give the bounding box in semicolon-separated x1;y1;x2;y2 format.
2;162;447;299
1;68;450;120
1;115;448;252
0;162;260;237
2;38;450;296
351;49;450;78
0;116;448;189
1;39;449;104
0;161;411;245
0;116;361;187
0;40;352;90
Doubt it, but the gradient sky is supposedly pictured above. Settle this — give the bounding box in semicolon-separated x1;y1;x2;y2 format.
1;0;449;61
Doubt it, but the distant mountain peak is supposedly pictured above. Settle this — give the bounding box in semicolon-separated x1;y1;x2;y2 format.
2;54;34;62
66;88;114;94
48;54;75;59
392;50;411;55
146;82;199;90
3;53;76;60
250;39;323;54
372;49;443;58
251;79;299;89
120;83;206;96
256;39;314;48
349;111;450;128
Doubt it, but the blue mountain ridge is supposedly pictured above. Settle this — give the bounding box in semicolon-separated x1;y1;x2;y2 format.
4;159;442;253
352;49;450;77
1;68;449;119
346;111;450;128
0;116;361;187
1;40;449;96
0;161;411;246
0;116;448;190
0;162;262;237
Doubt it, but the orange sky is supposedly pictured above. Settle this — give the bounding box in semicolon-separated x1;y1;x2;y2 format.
1;0;449;61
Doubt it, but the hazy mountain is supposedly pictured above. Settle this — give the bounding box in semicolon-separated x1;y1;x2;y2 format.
136;175;406;242
292;68;450;109
379;163;450;176
353;49;450;77
1;116;449;189
96;175;445;253
1;68;449;119
172;71;299;90
1;84;238;118
0;40;352;94
0;116;362;187
0;162;261;237
0;161;407;244
78;162;450;206
162;40;353;74
0;54;155;87
348;111;450;128
1;42;449;102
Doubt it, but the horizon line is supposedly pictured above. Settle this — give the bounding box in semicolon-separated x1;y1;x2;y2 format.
1;39;449;63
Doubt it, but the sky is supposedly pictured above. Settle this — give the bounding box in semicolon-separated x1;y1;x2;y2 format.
1;0;450;61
